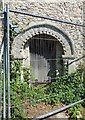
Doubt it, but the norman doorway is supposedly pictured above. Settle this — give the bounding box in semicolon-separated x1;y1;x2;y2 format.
24;34;64;82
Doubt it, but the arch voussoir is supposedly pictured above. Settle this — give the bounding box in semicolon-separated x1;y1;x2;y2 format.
12;23;75;59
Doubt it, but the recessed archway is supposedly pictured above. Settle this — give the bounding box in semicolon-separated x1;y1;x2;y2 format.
12;23;75;58
12;22;75;81
24;34;64;81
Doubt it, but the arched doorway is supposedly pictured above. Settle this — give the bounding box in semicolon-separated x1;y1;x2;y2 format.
12;23;75;81
24;34;64;82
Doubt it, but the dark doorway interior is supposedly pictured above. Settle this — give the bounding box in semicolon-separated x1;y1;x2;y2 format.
29;34;64;82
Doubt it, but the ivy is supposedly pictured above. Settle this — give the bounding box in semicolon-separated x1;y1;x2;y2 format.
45;67;85;119
46;70;84;105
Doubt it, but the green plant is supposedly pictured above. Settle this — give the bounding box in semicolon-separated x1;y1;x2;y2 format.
69;104;82;119
10;58;85;118
10;60;30;118
10;59;46;118
46;70;84;104
45;67;85;118
22;67;35;82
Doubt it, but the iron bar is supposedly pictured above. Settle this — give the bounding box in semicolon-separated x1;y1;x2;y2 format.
68;55;85;65
9;9;85;27
33;99;85;120
30;59;63;61
6;5;11;119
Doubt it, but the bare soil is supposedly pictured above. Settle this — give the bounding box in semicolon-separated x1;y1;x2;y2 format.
24;102;85;119
24;102;69;119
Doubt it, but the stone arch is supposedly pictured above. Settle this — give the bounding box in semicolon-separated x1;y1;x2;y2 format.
12;22;75;59
12;22;76;78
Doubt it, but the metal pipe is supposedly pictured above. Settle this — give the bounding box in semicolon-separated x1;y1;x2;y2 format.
9;9;85;27
0;40;4;63
33;99;85;120
3;10;7;119
3;37;6;119
6;4;11;119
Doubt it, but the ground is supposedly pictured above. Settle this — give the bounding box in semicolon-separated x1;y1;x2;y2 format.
26;102;69;119
24;102;85;119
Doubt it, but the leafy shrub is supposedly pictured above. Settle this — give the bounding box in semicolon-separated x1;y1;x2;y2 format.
45;70;84;105
10;59;85;118
45;67;85;118
10;60;46;118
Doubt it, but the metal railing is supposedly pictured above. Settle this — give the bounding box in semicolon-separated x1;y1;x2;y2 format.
33;99;85;120
10;9;85;27
0;1;4;118
2;4;85;119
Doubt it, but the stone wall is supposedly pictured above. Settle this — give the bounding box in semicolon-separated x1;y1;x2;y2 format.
4;0;85;70
7;1;83;56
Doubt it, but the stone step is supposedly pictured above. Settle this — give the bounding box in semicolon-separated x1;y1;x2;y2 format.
47;112;69;119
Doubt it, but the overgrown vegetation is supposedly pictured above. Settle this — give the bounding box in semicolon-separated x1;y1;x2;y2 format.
46;70;84;104
10;60;85;119
45;66;85;119
10;60;46;118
